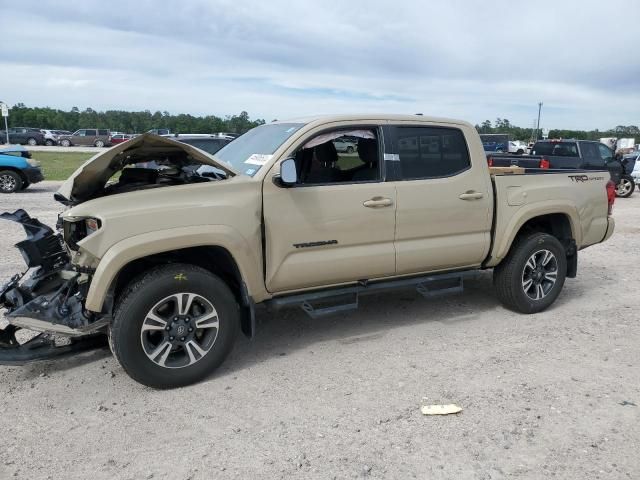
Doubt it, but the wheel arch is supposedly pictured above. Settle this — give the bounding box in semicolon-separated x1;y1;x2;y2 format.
82;226;264;338
490;211;579;277
98;245;256;338
0;167;27;185
114;246;255;337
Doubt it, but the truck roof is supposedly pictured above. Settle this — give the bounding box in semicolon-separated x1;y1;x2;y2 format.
273;114;472;128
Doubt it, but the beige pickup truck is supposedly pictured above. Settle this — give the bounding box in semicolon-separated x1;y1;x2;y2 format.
0;115;616;388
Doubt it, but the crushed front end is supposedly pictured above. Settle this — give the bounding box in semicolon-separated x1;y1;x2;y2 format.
0;209;106;365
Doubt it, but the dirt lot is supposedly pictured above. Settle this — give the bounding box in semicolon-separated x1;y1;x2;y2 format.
0;182;638;480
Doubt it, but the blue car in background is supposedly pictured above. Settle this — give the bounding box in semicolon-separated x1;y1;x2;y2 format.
0;145;44;193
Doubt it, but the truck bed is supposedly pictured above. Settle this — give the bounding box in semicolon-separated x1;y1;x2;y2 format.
485;169;611;267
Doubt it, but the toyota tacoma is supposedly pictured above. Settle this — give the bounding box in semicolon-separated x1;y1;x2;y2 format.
0;115;616;388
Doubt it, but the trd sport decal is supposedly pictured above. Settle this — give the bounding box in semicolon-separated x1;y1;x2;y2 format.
568;175;605;182
293;240;338;249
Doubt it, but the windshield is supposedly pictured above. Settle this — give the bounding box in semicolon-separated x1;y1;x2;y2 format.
213;123;304;176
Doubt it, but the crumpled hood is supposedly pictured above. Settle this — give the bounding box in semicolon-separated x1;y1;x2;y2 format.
56;133;238;203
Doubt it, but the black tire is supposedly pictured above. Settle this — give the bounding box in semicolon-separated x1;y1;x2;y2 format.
0;170;23;193
26;137;37;146
493;232;567;314
615;175;635;198
20;181;30;191
109;264;240;388
45;139;54;146
95;140;105;148
346;146;354;153
60;139;71;147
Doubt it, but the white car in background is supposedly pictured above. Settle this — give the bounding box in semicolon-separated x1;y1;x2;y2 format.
630;152;640;186
508;140;528;154
40;129;71;146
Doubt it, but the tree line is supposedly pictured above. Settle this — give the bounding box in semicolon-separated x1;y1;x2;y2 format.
3;103;266;134
476;118;640;142
3;104;638;141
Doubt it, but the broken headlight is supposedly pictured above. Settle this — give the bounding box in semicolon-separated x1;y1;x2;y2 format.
64;217;101;250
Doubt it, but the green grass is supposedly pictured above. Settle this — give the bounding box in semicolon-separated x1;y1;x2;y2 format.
30;152;94;181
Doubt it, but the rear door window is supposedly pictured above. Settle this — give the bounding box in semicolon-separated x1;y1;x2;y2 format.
98;129;109;136
394;126;470;179
85;129;98;136
597;143;613;162
579;142;604;167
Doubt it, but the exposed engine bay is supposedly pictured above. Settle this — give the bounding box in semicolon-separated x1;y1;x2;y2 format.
0;134;235;363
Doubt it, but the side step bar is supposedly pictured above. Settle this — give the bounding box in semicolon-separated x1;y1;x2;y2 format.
267;271;472;318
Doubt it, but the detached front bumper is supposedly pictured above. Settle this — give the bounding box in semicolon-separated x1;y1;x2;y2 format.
0;209;107;364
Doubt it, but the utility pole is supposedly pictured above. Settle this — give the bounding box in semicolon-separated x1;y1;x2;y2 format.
535;102;543;140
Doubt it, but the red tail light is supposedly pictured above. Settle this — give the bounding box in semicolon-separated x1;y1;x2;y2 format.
606;180;616;215
487;156;493;167
539;157;550;169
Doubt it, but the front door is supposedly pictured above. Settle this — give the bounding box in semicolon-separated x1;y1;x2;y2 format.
262;126;397;293
389;124;492;274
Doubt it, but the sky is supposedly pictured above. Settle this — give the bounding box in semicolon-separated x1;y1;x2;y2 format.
0;0;639;130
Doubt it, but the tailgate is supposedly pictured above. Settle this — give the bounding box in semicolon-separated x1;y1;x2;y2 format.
487;171;610;265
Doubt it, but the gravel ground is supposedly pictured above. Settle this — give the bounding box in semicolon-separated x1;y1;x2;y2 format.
0;182;638;480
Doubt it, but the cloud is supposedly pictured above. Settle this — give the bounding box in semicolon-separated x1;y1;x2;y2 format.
0;0;638;129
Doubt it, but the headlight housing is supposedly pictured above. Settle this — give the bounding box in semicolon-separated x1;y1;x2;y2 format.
64;217;102;250
26;158;40;167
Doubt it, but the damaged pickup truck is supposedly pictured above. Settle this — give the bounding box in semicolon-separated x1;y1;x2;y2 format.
0;116;616;388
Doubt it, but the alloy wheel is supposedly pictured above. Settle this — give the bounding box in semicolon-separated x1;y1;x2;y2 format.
140;293;220;369
0;173;17;192
616;178;633;196
521;249;558;300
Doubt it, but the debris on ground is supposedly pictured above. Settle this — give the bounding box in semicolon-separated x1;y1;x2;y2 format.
421;404;463;415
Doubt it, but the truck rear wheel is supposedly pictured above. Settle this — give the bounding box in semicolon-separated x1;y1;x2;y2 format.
109;264;239;388
493;233;567;314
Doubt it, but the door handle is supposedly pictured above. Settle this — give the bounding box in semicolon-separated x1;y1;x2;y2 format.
363;196;393;208
458;191;484;201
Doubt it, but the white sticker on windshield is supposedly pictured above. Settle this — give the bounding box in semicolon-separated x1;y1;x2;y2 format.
245;154;273;166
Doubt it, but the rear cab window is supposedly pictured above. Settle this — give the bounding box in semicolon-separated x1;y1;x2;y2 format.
392;126;471;179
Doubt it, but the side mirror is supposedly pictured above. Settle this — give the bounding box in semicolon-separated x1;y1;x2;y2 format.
274;158;297;187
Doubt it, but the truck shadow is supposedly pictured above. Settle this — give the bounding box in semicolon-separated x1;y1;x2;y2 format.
216;271;505;377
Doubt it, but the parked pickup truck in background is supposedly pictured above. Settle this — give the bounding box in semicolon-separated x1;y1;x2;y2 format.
0;115;616;388
488;139;633;197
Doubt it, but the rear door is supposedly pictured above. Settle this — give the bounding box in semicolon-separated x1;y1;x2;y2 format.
388;123;492;274
13;128;26;143
84;129;98;145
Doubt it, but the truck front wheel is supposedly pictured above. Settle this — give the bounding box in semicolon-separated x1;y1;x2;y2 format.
493;233;567;314
109;264;239;388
